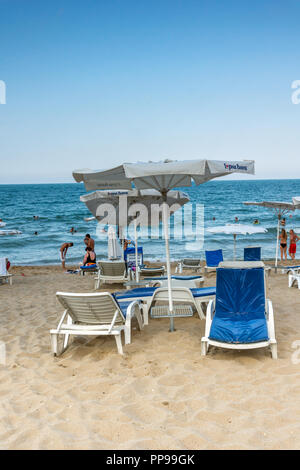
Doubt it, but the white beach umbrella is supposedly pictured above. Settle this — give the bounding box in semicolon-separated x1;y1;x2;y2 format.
74;158;255;331
293;197;300;207
244;201;296;268
80;189;189;281
206;223;267;260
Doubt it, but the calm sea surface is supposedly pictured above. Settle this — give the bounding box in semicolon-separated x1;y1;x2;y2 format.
0;180;299;265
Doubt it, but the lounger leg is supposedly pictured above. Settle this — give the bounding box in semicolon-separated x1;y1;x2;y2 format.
9;276;12;286
124;322;131;345
51;333;58;356
201;338;208;356
142;303;148;326
270;343;278;360
115;334;124;355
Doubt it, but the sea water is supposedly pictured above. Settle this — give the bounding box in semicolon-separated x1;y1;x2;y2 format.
0;179;299;265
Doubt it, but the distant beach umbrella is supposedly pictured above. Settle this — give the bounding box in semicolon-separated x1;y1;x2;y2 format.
206;224;267;260
74;158;255;331
293;197;300;207
244;201;297;268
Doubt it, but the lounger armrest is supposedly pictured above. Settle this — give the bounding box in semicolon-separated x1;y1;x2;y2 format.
125;300;144;331
266;299;276;342
204;299;215;338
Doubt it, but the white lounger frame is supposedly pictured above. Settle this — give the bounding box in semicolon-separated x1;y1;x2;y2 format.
201;261;277;359
0;274;12;285
289;273;300;289
175;259;202;274
50;292;144;356
94;261;129;290
147;287;215;321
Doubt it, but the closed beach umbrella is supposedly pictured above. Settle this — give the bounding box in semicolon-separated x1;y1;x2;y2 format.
107;226;122;259
74;158;255;331
80;189;189;281
206;223;267;260
244;201;296;268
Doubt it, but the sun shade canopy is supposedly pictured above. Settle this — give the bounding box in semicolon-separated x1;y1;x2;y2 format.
73;159;255;192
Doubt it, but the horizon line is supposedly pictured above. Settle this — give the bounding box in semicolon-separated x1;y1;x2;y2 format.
0;177;300;186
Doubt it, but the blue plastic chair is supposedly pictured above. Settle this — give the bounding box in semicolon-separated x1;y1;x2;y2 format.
201;262;277;358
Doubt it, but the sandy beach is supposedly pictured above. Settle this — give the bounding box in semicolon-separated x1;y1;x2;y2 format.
0;262;300;450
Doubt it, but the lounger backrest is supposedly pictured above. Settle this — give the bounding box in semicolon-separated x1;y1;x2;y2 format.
149;287;195;309
98;261;126;277
215;266;266;318
205;249;223;267
183;258;200;266
244;246;261;261
56;292;125;325
209;265;268;343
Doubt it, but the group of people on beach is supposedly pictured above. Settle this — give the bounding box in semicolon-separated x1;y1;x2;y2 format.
280;228;300;260
59;234;96;270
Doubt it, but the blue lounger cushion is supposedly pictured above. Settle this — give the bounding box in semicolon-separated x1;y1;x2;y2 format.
144;275;202;281
205;250;223;267
114;286;216;300
209;267;268;344
191;287;216;297
80;264;98;270
117;301;137;318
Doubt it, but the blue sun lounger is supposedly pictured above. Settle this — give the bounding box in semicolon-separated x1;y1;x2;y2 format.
204;249;223;273
115;286;216;325
201;261;277;359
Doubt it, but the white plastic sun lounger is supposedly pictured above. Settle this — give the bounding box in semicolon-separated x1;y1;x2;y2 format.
281;265;300;275
201;261;277;359
175;258;201;273
50;292;144;356
115;286;216;324
94;260;129;289
289;273;300;289
138;265;166;277
0;258;12;286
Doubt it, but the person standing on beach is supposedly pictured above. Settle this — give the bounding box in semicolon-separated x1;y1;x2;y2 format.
289;230;300;260
60;242;73;270
280;229;288;261
84;234;95;250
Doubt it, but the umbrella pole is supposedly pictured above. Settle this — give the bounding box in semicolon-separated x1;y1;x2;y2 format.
134;219;139;282
233;234;237;260
162;195;174;332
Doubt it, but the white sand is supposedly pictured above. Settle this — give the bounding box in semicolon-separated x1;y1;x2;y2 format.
1;263;300;450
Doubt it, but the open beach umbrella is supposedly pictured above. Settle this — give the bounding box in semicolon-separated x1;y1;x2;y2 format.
80;189;189;281
206;224;267;260
293;197;300;207
244;201;296;268
74;159;255;331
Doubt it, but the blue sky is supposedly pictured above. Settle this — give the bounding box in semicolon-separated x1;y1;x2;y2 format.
0;0;300;183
